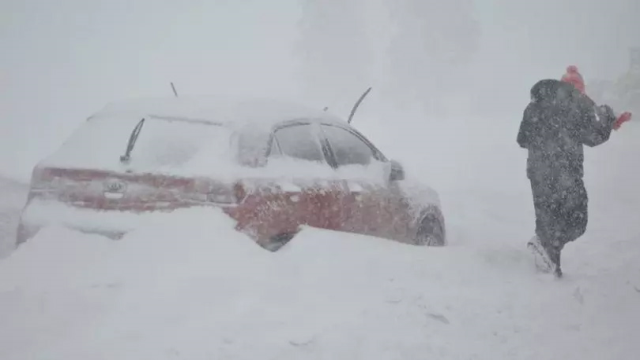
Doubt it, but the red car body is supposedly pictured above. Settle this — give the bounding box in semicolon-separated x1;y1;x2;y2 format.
15;97;445;251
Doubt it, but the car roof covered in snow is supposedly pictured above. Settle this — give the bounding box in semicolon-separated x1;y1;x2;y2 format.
90;95;349;131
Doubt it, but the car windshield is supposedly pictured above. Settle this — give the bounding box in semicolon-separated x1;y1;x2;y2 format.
43;115;235;175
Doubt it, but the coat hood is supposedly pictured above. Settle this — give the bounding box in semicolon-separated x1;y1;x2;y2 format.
530;79;576;104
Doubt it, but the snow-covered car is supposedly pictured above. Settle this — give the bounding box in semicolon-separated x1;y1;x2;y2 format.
15;97;445;251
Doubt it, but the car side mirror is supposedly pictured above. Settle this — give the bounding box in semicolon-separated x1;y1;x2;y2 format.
389;160;405;182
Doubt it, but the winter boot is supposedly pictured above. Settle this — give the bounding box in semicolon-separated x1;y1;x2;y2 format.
546;242;563;278
527;236;556;274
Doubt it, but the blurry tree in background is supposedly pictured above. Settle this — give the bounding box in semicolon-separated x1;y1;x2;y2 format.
295;0;372;114
384;0;480;115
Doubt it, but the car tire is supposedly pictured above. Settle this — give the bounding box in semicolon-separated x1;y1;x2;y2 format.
415;215;445;246
264;232;296;252
15;221;39;247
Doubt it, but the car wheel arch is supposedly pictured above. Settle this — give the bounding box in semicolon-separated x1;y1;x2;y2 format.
413;206;446;246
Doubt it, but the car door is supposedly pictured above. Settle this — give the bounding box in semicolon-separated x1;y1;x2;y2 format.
269;122;352;232
236;122;350;243
319;124;410;241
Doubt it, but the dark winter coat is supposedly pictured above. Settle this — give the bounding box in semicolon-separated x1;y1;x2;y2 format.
518;79;619;251
517;79;617;183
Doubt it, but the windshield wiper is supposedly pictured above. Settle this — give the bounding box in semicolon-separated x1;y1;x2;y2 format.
120;118;146;164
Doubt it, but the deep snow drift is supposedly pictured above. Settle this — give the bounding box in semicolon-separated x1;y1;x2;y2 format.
1;207;639;360
0;115;639;360
0;176;27;257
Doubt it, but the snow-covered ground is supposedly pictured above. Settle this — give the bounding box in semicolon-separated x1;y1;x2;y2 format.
0;176;27;258
0;115;638;359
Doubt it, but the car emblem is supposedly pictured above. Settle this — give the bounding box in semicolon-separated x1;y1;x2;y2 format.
104;179;126;193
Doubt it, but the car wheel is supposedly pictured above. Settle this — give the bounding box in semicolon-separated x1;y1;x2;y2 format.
415;215;445;246
15;221;39;247
263;232;296;252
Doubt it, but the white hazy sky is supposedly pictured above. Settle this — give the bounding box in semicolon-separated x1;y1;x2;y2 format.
1;0;638;180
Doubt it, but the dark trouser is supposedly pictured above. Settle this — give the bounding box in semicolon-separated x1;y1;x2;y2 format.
530;176;588;251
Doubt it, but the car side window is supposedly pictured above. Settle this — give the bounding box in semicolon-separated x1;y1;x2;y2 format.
321;125;376;166
272;124;325;163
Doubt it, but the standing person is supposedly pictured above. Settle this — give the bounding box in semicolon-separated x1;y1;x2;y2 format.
517;69;631;277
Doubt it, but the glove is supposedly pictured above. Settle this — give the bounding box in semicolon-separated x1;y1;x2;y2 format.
613;112;632;131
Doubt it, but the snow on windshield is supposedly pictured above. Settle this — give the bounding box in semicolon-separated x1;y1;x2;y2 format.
42;115;235;175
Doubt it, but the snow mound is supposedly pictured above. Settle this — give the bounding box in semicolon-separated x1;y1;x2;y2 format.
0;176;27;258
1;206;639;360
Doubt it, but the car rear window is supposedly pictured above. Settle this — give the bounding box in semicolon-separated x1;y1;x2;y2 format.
43;115;235;174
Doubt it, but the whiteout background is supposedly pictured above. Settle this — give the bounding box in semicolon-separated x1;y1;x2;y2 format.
1;1;639;359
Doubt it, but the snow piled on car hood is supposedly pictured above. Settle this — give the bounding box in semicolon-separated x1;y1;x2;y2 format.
1;206;639;360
